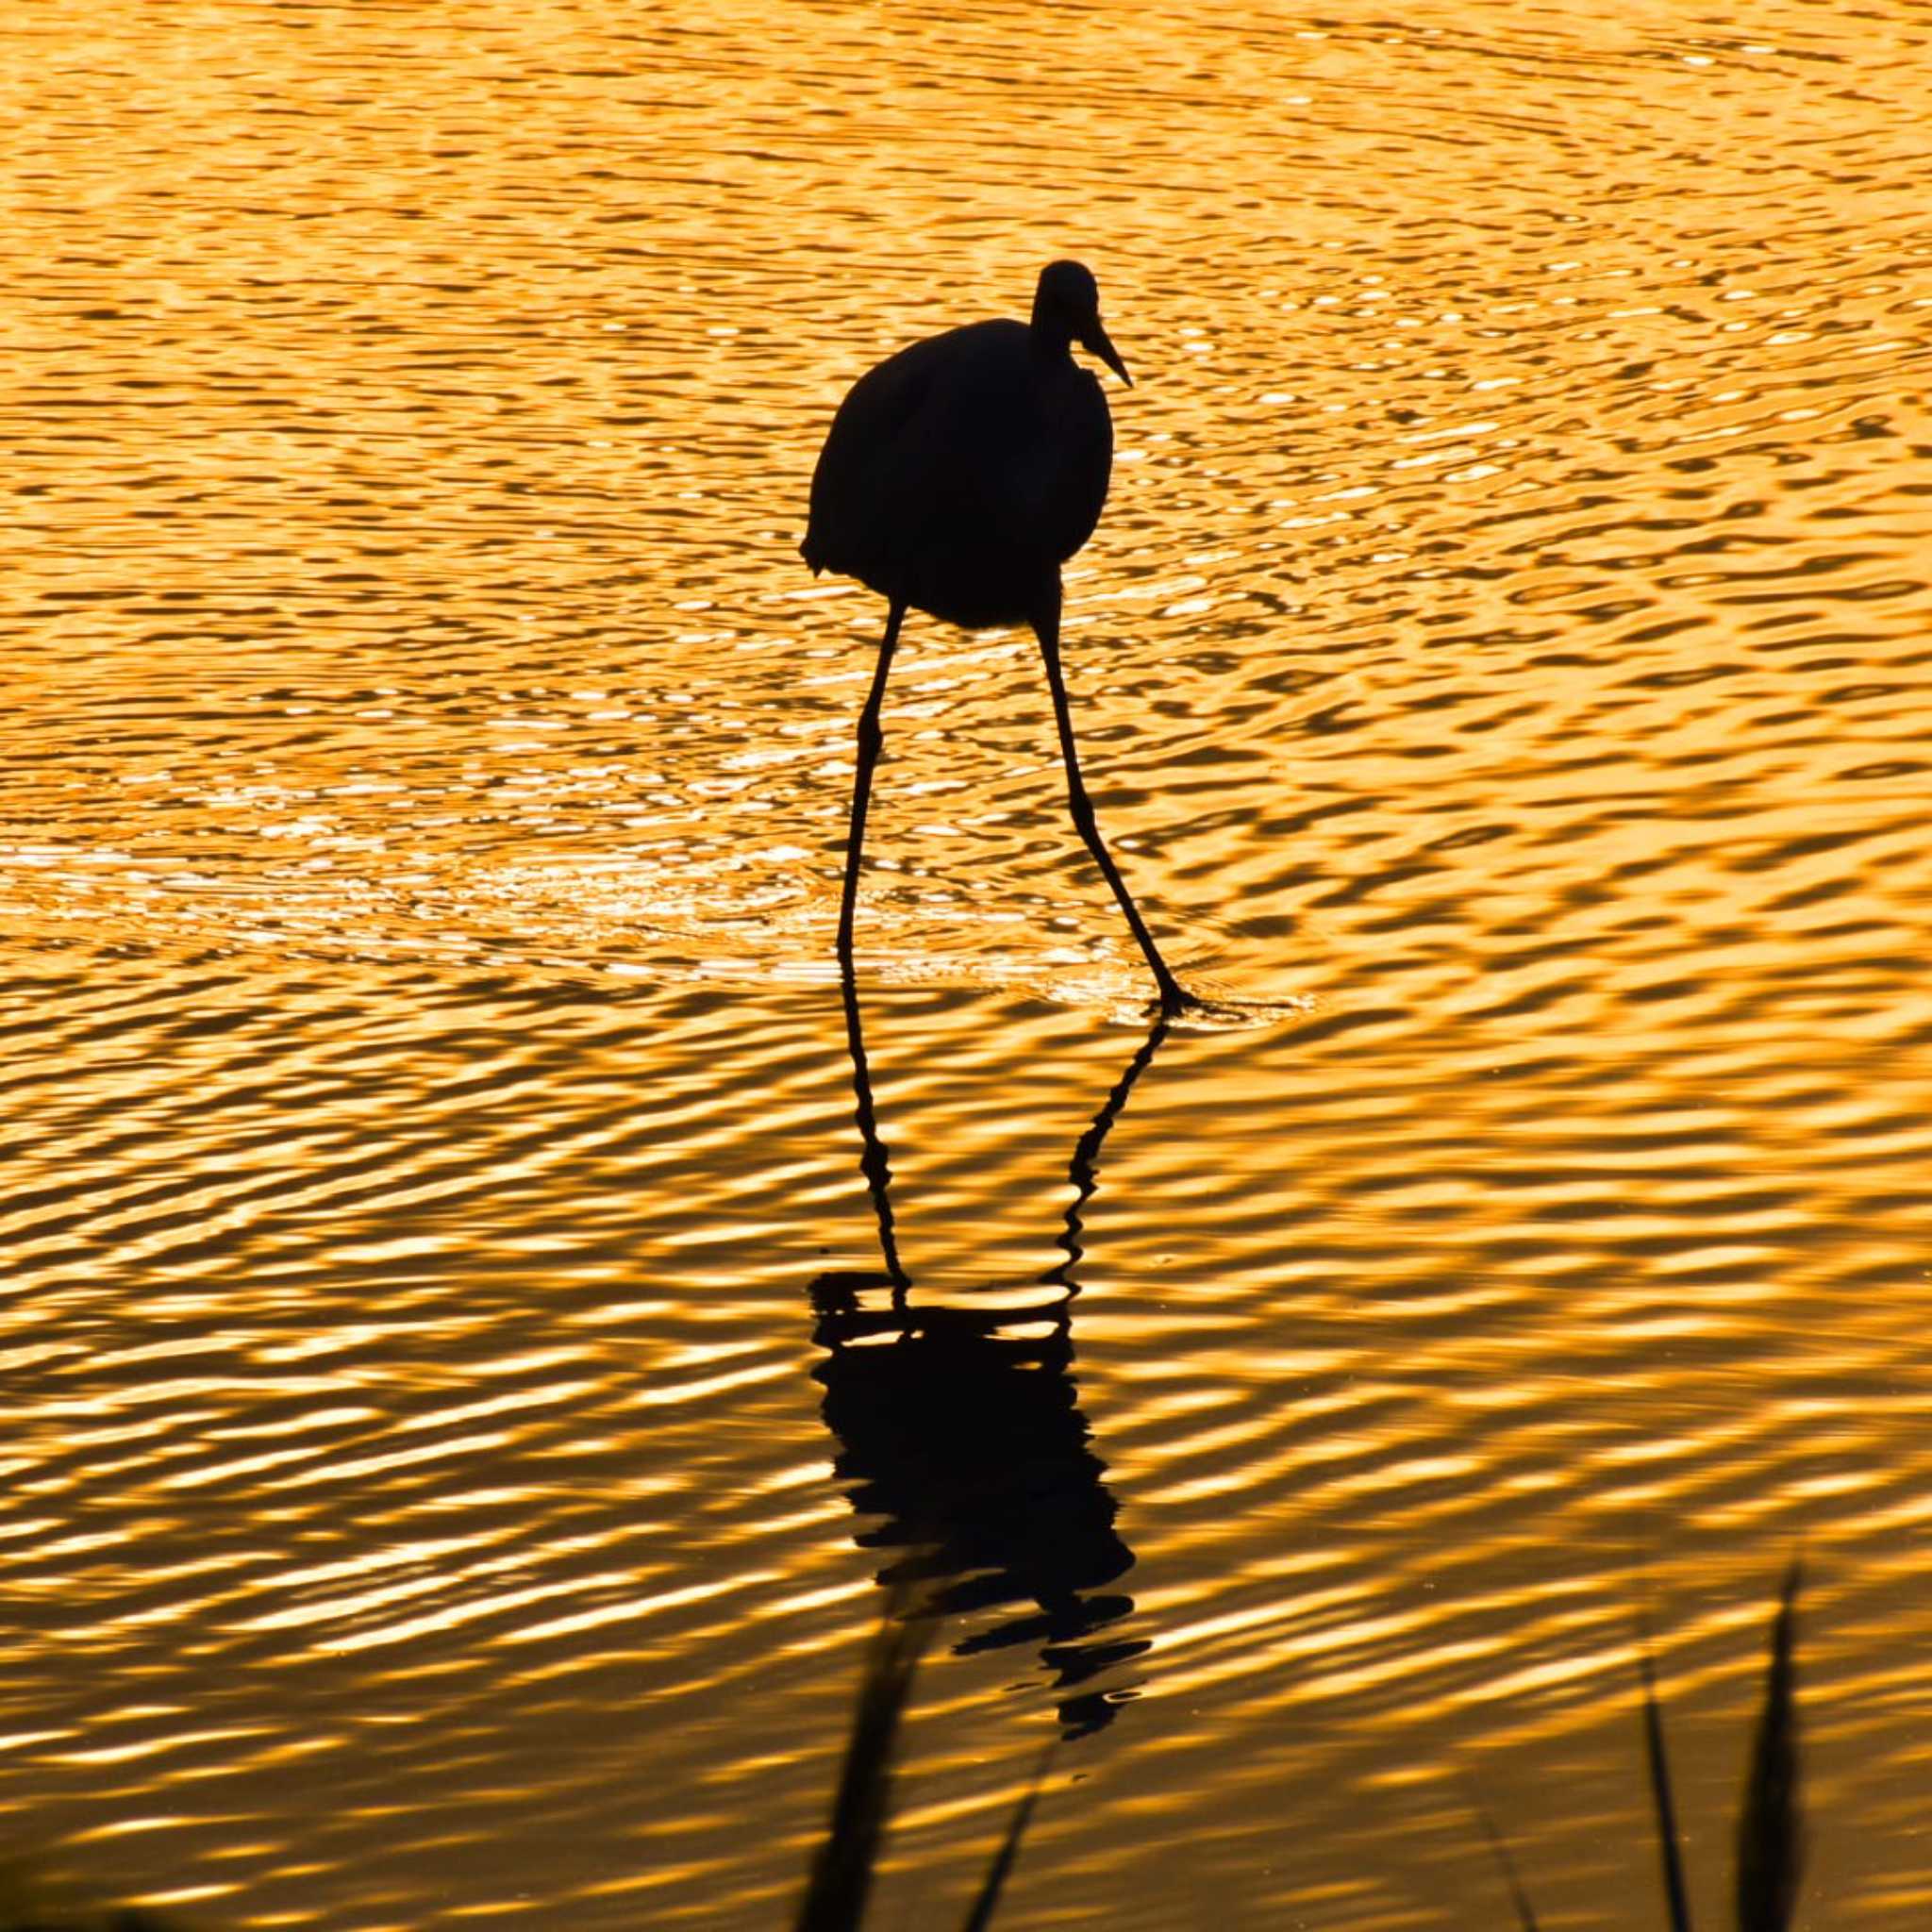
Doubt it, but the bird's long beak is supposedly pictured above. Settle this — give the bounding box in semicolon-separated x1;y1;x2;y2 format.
1084;320;1132;388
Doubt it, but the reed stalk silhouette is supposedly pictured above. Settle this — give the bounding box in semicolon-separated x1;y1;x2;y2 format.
1491;1561;1804;1932
800;1563;1806;1930
793;1584;1052;1932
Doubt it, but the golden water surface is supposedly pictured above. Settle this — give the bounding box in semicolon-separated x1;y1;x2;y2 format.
6;0;1932;1924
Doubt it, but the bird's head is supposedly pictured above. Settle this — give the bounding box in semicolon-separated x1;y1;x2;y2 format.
1034;259;1131;387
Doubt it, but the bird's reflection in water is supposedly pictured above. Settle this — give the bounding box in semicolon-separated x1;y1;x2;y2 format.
810;972;1164;1738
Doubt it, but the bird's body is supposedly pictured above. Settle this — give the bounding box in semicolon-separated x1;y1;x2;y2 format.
804;319;1112;629
805;261;1189;1014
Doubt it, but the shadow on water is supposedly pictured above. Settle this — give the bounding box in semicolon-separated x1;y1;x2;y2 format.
796;967;1809;1932
808;964;1163;1740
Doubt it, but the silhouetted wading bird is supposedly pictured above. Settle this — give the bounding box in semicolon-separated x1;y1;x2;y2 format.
803;260;1191;1015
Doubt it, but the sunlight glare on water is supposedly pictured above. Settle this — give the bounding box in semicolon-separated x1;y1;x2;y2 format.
4;0;1931;1924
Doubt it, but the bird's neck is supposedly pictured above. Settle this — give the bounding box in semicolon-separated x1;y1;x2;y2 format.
1028;303;1076;360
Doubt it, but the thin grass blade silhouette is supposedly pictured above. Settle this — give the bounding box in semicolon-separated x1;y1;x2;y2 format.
958;1741;1055;1932
1639;1622;1695;1932
794;1590;935;1932
1735;1562;1804;1932
1473;1796;1541;1932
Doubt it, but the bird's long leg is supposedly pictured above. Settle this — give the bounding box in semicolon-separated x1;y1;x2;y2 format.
837;599;907;972
837;949;910;1306
1032;587;1189;1016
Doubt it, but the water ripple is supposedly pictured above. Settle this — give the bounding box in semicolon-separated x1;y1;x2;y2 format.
5;0;1932;1924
